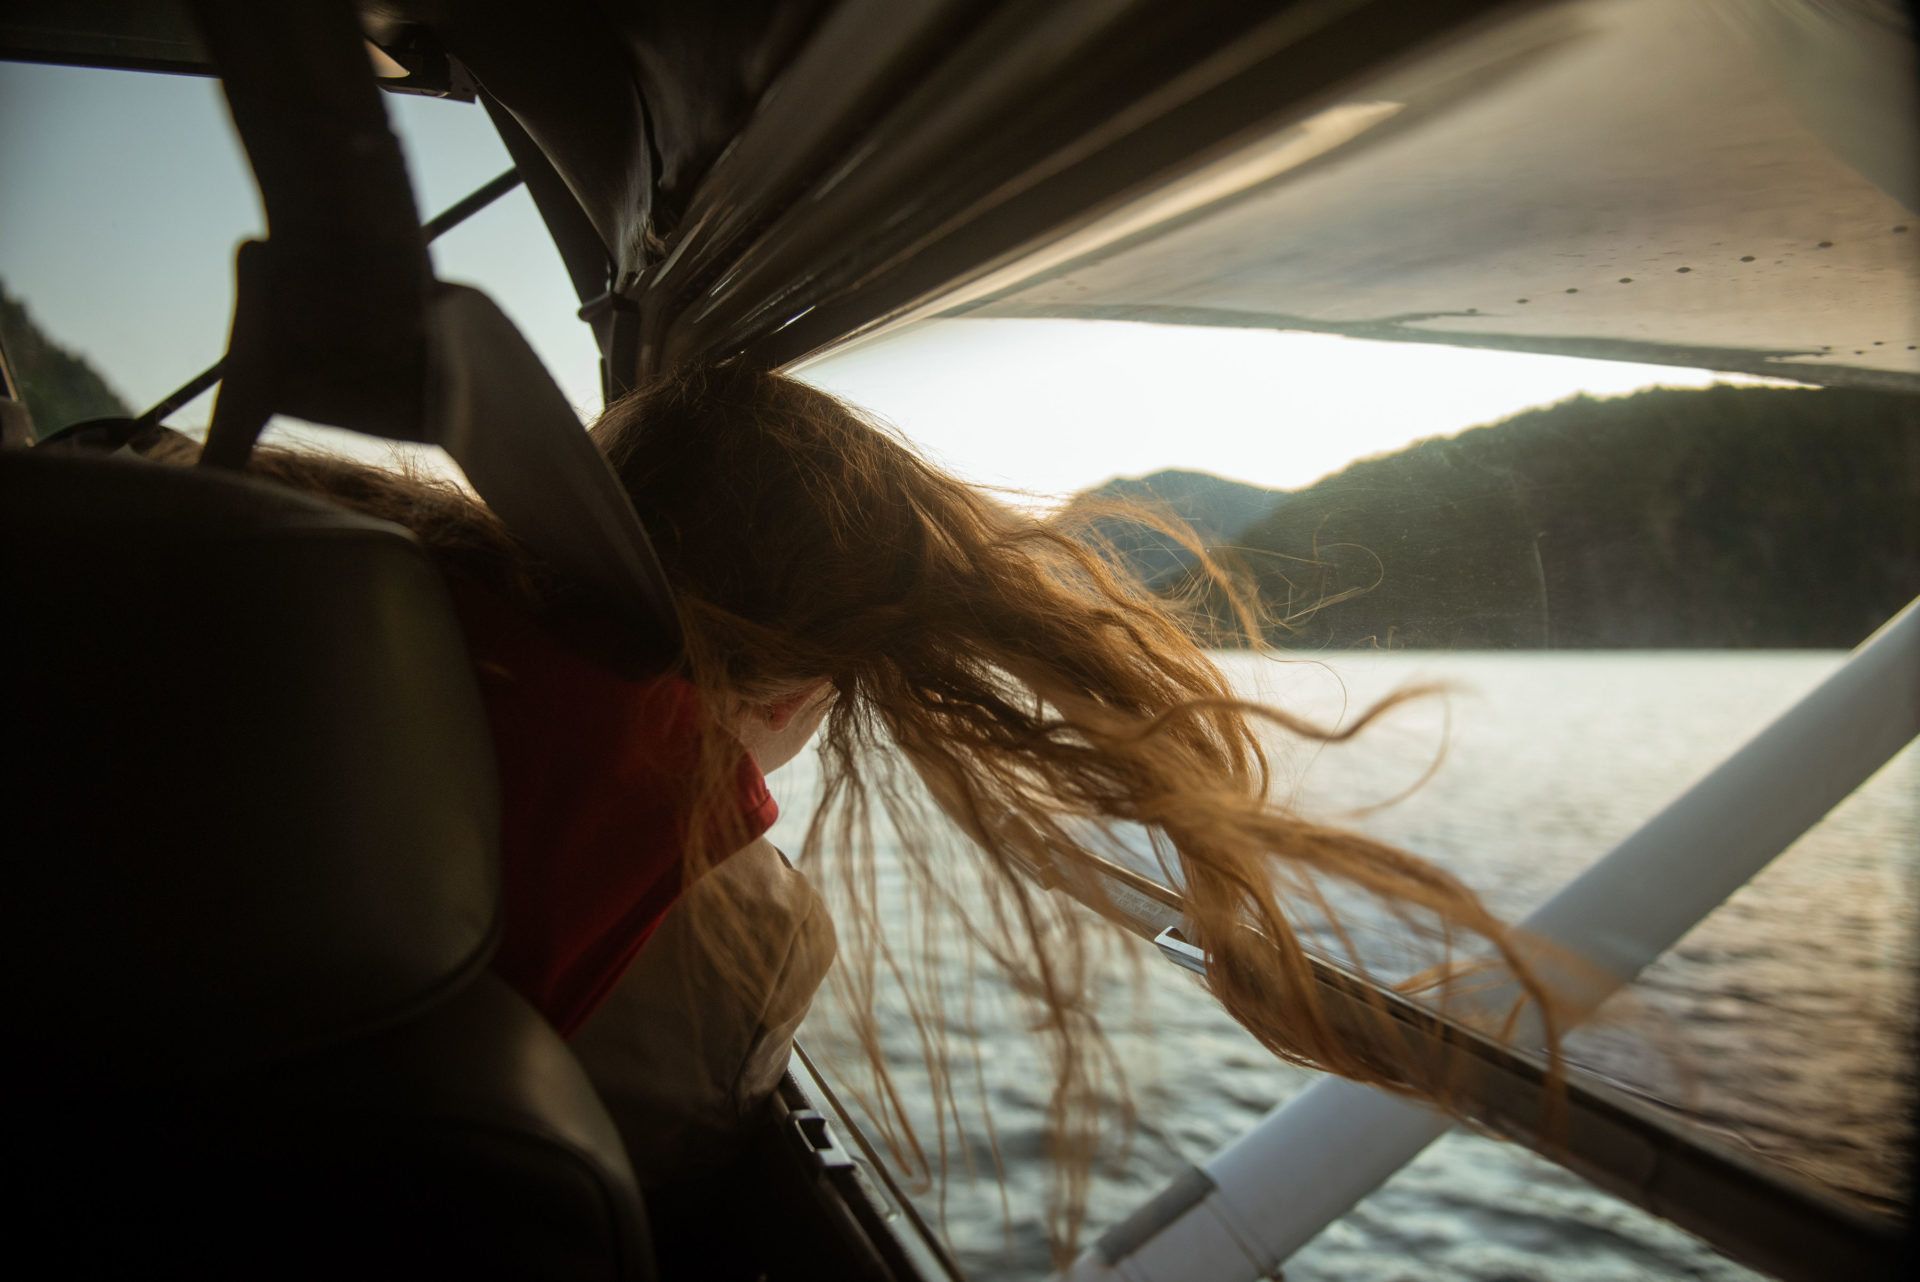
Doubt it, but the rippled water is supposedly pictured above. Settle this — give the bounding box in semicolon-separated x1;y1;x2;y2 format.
765;652;1918;1280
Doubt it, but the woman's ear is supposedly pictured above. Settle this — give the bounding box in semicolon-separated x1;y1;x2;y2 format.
765;678;832;731
738;679;835;775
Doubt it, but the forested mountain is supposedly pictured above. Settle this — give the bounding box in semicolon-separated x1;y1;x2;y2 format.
0;282;132;439
1081;385;1920;650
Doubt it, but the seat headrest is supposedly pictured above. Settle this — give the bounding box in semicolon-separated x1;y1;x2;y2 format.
2;450;501;1079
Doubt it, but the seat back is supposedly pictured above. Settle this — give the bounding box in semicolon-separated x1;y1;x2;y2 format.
2;449;653;1279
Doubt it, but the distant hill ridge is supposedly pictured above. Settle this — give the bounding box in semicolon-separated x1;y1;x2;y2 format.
1074;384;1920;649
1085;469;1287;542
0;281;132;438
1066;469;1288;590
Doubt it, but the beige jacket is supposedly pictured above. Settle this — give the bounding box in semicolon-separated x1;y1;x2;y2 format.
567;839;835;1187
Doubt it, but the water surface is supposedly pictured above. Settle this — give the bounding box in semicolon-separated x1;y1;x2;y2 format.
766;651;1917;1280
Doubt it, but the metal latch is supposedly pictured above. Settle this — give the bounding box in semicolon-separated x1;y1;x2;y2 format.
784;1106;858;1176
1153;926;1208;976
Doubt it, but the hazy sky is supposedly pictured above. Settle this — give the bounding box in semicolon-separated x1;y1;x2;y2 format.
797;321;1756;498
2;59;1763;498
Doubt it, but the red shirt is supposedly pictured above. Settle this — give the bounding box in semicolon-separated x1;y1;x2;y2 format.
452;586;778;1036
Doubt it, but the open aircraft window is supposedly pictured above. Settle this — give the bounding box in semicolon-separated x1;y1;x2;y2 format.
0;59;597;450
0;62;258;438
781;315;1919;1279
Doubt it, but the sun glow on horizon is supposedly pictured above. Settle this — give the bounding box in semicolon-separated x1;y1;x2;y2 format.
798;318;1792;502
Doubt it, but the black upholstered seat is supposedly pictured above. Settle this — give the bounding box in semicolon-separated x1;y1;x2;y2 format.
2;448;655;1280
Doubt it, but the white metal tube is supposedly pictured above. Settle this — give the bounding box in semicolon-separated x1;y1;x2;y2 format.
1522;597;1920;988
1064;597;1920;1282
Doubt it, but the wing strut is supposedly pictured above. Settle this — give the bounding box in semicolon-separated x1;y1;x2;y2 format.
1062;597;1920;1282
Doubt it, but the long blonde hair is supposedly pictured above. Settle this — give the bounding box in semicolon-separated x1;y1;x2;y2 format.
248;363;1553;1258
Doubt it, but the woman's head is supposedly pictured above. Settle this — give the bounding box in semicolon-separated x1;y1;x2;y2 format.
595;363;1255;790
